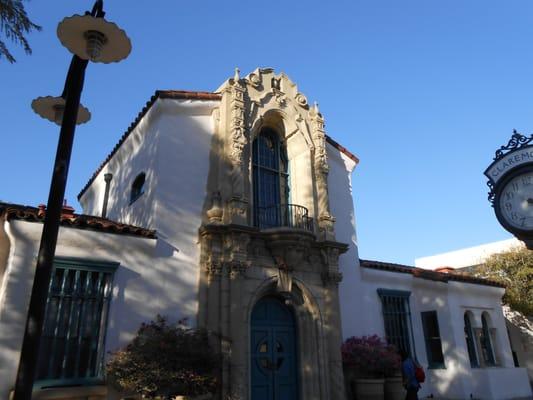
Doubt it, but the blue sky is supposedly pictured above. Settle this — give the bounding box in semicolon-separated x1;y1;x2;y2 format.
2;0;532;265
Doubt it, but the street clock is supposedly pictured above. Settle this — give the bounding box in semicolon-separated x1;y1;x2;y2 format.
485;130;533;249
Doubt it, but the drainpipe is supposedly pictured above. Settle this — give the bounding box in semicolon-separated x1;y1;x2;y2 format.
102;173;113;218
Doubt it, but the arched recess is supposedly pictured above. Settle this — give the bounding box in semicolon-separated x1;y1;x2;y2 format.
248;110;316;224
251;296;298;400
245;277;328;400
464;311;478;368
480;311;496;366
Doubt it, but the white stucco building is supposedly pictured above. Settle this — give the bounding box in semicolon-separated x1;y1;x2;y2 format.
415;239;533;388
0;69;531;400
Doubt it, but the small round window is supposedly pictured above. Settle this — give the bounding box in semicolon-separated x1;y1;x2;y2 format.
130;172;146;204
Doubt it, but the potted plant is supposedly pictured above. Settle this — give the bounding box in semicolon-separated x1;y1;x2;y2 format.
382;346;403;400
342;335;389;400
106;315;219;399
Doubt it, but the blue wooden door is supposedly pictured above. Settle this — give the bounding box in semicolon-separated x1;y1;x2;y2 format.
251;297;298;400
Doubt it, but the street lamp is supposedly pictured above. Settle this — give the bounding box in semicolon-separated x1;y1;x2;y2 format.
31;96;91;125
13;1;130;398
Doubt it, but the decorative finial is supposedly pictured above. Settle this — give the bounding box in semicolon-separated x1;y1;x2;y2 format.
234;67;240;82
314;101;320;113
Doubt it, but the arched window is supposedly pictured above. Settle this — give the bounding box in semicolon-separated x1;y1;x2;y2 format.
252;128;289;228
481;312;496;366
130;172;146;204
464;312;478;368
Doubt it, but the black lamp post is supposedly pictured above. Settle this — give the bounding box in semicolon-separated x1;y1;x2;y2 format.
13;2;130;398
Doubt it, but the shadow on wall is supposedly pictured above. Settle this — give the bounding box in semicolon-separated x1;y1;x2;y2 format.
0;213;11;295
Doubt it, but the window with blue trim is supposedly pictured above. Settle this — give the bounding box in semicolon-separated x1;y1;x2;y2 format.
35;258;117;387
480;312;496;366
377;289;414;356
130;172;146;204
421;311;445;369
252;128;289;228
464;312;478;368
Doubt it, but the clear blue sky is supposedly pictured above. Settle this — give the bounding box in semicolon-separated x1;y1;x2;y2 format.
2;0;531;265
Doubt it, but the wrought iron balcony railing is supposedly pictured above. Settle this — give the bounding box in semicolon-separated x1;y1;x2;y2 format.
254;204;314;232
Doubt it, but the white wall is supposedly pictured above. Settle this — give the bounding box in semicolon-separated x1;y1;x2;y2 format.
151;99;217;323
0;219;194;399
415;238;523;270
326;142;361;340
79;98;218;326
325;143;531;399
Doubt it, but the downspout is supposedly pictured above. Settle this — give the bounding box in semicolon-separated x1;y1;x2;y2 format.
101;173;113;218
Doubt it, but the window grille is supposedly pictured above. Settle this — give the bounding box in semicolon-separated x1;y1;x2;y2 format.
35;258;118;387
464;312;478;368
377;289;415;356
252;128;289;228
421;311;445;369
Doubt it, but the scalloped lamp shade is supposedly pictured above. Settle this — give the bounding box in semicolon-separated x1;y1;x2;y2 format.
57;14;131;63
31;96;91;125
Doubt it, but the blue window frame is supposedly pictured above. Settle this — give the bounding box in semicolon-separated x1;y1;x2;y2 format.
480;313;496;366
464;312;478;368
130;172;146;204
252;128;289;228
421;311;445;369
377;289;415;356
35;257;118;388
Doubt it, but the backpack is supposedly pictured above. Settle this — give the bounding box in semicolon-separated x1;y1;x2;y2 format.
414;361;425;383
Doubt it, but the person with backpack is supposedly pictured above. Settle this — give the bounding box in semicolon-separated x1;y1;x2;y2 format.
400;349;422;400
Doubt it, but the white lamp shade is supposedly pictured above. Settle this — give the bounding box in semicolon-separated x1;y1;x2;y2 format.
31;96;91;125
57;14;131;63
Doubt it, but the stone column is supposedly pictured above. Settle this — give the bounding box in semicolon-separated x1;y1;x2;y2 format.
228;68;249;225
321;246;346;400
310;103;335;241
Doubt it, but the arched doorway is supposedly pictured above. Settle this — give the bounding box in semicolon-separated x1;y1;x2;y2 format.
251;297;298;400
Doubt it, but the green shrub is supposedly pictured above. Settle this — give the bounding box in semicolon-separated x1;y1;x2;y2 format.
106;315;219;399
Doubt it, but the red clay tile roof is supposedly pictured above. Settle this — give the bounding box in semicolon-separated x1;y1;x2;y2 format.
0;202;156;239
325;135;359;163
77;89;358;200
360;259;505;288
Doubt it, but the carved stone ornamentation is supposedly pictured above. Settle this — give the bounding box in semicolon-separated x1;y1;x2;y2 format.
206;191;223;223
274;91;286;108
229;261;249;279
319;246;343;287
271;77;281;90
206;261;223;281
318;213;336;241
309;102;335;240
228;198;248;225
228;69;248;208
295;93;308;108
248;72;261;88
321;271;343;286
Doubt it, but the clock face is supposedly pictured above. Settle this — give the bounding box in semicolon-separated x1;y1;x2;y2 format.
498;170;533;231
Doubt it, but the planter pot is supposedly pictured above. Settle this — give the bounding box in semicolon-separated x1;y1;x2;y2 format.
385;376;405;400
353;378;385;400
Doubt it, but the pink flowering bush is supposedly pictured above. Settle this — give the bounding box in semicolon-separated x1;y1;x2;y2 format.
341;335;401;378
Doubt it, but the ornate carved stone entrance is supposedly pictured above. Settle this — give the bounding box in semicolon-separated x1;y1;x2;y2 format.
198;68;348;399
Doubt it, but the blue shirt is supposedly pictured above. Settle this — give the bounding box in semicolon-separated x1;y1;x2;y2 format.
402;358;420;389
